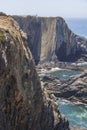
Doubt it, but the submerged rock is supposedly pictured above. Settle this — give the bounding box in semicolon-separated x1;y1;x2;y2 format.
0;15;69;130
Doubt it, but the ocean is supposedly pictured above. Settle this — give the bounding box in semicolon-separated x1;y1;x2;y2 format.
48;66;87;128
65;18;87;38
58;100;87;129
55;67;87;129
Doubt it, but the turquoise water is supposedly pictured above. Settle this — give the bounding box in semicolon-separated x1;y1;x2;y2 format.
50;69;80;80
58;100;87;129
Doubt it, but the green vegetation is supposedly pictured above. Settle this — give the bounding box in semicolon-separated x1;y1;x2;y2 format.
0;31;5;41
48;92;52;99
5;29;9;33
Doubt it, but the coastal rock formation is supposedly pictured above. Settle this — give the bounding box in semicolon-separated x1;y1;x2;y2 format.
13;16;87;64
41;69;87;104
0;15;69;130
70;126;87;130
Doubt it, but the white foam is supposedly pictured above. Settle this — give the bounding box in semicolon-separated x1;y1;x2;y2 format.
40;69;47;73
77;62;87;66
48;67;62;72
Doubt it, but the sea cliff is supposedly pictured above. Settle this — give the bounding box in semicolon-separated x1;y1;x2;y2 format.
13;16;87;64
0;14;69;130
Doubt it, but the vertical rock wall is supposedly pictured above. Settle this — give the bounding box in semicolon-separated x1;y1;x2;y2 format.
13;15;87;64
0;15;70;130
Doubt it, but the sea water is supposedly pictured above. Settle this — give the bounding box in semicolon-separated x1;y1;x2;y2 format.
66;18;87;38
50;69;80;80
58;100;87;129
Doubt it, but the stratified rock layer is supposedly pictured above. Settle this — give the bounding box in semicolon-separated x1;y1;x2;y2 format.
0;15;69;130
13;16;87;64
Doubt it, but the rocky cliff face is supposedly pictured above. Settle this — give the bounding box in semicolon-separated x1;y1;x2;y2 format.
0;15;69;130
13;16;87;64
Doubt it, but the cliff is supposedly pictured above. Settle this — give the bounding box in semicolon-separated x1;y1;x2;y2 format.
0;15;69;130
13;16;87;64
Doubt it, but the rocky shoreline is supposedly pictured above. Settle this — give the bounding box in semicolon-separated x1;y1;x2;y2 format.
37;61;87;104
37;61;87;130
70;126;87;130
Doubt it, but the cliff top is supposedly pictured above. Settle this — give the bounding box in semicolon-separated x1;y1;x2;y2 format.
0;15;20;38
13;14;65;21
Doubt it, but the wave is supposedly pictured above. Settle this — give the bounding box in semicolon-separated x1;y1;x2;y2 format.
48;67;62;72
72;62;87;66
58;99;87;129
77;62;87;66
40;67;62;74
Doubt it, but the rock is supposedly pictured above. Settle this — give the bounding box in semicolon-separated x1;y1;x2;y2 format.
41;69;87;104
67;72;87;104
0;15;70;130
0;12;7;16
13;16;87;64
70;126;87;130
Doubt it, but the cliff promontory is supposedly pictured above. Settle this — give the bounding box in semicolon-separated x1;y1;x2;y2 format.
13;16;87;64
0;15;69;130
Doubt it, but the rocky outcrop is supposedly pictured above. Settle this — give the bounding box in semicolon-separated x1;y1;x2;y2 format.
13;16;87;64
40;69;87;104
70;126;87;130
0;15;70;130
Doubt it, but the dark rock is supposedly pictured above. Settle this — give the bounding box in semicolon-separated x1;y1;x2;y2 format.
40;65;87;104
0;12;7;16
70;126;87;130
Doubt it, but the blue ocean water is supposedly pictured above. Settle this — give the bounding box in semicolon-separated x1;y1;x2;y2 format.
58;100;87;129
65;18;87;38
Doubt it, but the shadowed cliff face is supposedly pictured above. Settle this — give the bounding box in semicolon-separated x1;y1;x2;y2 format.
13;16;87;64
0;15;69;130
55;18;77;61
13;16;42;64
